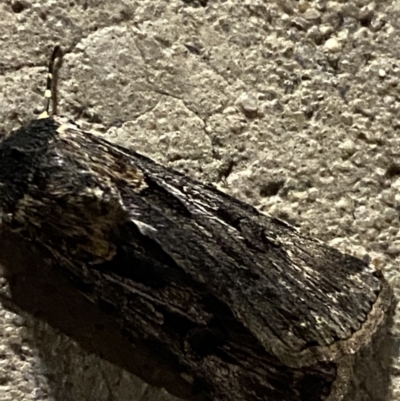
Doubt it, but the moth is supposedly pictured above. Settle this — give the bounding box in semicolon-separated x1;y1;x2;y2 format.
0;46;393;401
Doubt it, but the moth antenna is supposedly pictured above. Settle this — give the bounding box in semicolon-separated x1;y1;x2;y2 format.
38;45;63;119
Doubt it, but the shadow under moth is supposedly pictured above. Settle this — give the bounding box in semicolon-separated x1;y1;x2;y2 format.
0;47;395;401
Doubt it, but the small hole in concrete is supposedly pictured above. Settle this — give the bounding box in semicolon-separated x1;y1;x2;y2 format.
11;1;26;13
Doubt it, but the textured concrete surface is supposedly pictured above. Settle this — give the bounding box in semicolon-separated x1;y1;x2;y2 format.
1;0;400;400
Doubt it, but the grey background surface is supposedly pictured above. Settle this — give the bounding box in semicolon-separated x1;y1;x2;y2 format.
1;0;400;399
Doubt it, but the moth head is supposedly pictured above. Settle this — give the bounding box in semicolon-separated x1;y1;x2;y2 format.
0;139;30;216
0;118;55;214
0;45;62;215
